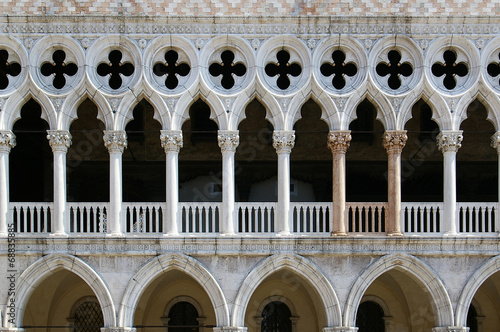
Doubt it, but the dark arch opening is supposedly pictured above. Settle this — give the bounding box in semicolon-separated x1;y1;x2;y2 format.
356;300;385;332
10;99;52;202
261;301;292;332
168;301;200;332
466;303;478;332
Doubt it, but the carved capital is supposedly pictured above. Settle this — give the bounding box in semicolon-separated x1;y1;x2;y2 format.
383;130;407;154
0;131;16;153
103;130;127;153
272;130;295;154
327;131;351;154
47;130;72;152
160;130;183;153
491;131;500;153
437;131;463;153
218;130;239;152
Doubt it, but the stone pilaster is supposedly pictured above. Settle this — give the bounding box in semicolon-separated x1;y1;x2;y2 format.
104;130;127;236
383;130;407;236
47;130;72;236
161;130;183;235
437;130;463;235
327;131;351;236
0;131;15;236
218;130;239;235
273;130;295;235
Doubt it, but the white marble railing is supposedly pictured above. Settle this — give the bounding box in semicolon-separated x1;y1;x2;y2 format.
179;202;220;234
401;203;443;235
346;203;387;234
124;203;163;233
68;203;108;234
457;203;498;234
291;202;331;234
7;202;499;236
236;202;276;234
10;203;53;233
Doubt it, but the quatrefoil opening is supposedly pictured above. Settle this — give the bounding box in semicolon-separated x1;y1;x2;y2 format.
0;49;21;90
265;50;302;90
97;50;135;90
40;50;77;90
431;50;468;90
320;50;357;90
487;52;500;86
153;50;190;90
209;50;247;90
376;50;413;90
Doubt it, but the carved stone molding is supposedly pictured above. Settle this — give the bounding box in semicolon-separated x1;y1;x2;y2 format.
103;130;127;153
0;131;16;153
160;130;183;153
382;130;408;154
327;131;351;154
218;130;240;152
272;130;295;154
47;130;72;152
437;131;463;153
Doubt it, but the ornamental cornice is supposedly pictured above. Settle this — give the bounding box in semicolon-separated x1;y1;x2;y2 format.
47;130;72;152
327;131;351;154
272;130;295;154
437;131;463;153
160;130;183;153
382;130;408;154
0;131;16;152
103;130;127;153
218;130;239;152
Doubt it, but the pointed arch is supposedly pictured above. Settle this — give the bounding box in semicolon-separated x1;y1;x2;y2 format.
60;87;113;131
234;88;282;130
231;253;341;327
8;254;116;328
455;255;500;326
343;253;453;327
115;89;169;131
455;83;500;132
118;253;230;327
1;85;56;130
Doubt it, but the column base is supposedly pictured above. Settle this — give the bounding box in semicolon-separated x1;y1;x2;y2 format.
212;327;248;332
0;329;25;332
220;232;236;237
323;327;359;332
49;232;69;238
443;231;458;237
331;231;348;236
100;328;137;332
432;327;469;332
106;232;124;237
387;232;404;237
163;232;180;237
0;231;8;237
276;231;292;236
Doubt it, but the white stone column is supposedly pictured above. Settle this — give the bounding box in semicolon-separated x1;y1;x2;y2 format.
47;130;72;236
0;131;15;236
160;130;183;236
104;130;127;236
383;130;407;236
322;328;359;332
327;131;351;236
100;328;136;332
212;328;248;332
432;327;468;332
218;130;239;236
491;132;500;234
437;131;463;236
273;130;295;235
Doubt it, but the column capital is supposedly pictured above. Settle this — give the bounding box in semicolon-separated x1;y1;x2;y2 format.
491;131;500;153
437;131;463;153
383;130;407;154
0;131;16;153
273;130;295;154
47;130;72;152
218;130;240;152
327;130;351;153
104;130;127;153
160;130;183;153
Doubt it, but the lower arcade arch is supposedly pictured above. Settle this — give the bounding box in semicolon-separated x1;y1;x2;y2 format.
344;254;453;329
232;254;341;330
10;254;115;329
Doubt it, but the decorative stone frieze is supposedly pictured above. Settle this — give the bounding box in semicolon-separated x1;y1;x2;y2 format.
47;130;72;152
272;131;295;154
382;130;408;154
0;131;16;153
218;131;239;152
436;131;463;153
160;130;183;153
327;131;351;154
103;130;127;153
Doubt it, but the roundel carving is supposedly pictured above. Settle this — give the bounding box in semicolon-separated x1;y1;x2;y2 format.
0;39;26;96
481;36;500;94
144;36;198;95
30;35;85;95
